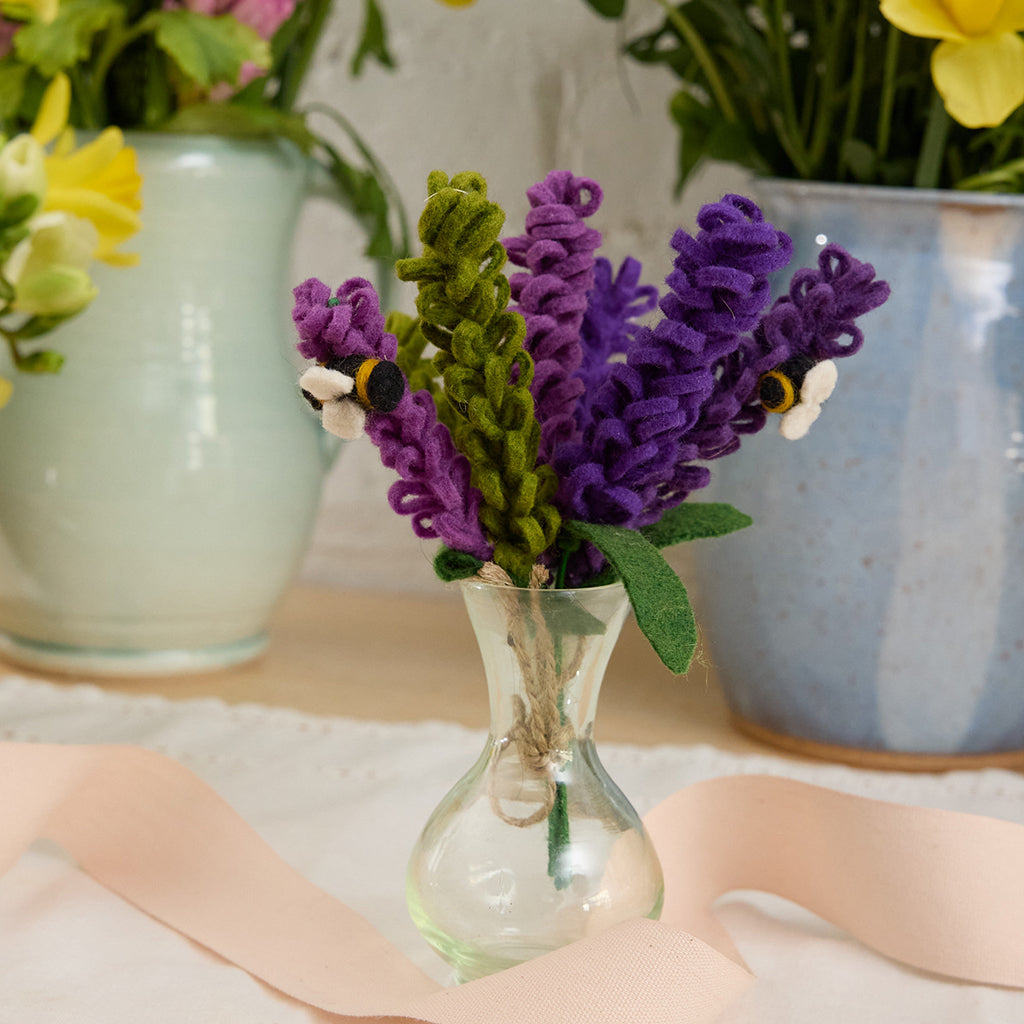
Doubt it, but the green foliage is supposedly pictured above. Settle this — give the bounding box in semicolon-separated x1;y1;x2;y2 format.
13;0;124;77
1;0;412;269
580;0;626;16
610;0;1024;193
397;171;561;585
152;10;269;90
351;0;395;76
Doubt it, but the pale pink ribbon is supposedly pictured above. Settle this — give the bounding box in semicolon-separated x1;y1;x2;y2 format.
2;740;1023;1023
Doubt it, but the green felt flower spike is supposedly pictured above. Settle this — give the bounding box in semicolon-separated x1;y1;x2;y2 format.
396;171;560;585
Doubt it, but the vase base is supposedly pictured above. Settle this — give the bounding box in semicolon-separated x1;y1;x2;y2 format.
732;714;1024;772
0;631;268;678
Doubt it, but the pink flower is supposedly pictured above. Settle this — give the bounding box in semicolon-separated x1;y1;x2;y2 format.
230;0;295;39
0;17;19;59
175;0;294;38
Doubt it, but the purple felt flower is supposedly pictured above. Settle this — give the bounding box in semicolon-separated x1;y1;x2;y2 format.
553;195;792;529
574;256;660;434
503;171;604;463
367;391;493;561
294;276;492;560
688;243;892;455
292;277;395;363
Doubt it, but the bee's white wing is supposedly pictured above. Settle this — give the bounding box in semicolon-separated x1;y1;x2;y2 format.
300;365;355;402
321;401;367;440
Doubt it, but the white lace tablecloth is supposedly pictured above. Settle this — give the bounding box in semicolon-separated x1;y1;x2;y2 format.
2;673;1022;1023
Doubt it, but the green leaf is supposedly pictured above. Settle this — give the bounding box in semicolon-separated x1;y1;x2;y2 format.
563;521;697;675
162;102;312;149
351;0;395;76
581;0;626;17
641;502;752;549
669;89;769;193
13;0;123;76
0;193;39;229
151;10;270;90
16;349;65;373
434;545;484;582
0;61;30;123
841;138;877;183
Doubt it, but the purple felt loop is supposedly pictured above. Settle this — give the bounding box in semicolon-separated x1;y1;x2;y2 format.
503;170;605;464
553;194;794;530
296;279;491;560
575;257;660;426
366;391;493;561
292;276;398;363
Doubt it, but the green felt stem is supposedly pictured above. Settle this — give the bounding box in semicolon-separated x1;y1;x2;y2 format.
547;779;571;890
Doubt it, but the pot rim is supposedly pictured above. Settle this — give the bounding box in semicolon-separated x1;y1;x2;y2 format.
754;176;1024;211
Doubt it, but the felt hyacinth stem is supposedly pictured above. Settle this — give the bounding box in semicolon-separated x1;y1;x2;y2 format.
396;170;560;585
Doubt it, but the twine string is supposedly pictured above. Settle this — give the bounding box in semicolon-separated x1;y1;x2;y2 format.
477;564;578;828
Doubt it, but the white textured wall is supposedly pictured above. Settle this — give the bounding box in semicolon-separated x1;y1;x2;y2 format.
293;0;748;591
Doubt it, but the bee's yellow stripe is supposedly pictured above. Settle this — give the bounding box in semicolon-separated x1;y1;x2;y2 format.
760;369;797;413
355;359;380;407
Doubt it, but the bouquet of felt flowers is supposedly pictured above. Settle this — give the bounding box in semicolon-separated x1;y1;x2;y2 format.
292;169;890;673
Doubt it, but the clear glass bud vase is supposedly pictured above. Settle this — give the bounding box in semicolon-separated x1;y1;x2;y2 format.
406;579;664;981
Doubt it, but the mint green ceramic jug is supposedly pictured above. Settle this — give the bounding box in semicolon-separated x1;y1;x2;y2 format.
0;134;338;675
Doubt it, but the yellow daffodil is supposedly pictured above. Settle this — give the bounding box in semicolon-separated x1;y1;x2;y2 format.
880;0;1024;127
30;73;143;266
2;0;60;24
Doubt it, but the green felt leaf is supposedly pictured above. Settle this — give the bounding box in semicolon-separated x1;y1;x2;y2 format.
564;521;696;675
351;0;395;76
152;10;269;90
641;502;752;549
13;0;123;76
434;545;484;582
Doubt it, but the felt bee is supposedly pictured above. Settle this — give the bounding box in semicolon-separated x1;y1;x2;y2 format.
300;354;406;440
758;354;838;441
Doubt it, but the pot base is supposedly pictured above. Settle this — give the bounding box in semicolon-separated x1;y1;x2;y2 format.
732;714;1024;772
0;631;268;678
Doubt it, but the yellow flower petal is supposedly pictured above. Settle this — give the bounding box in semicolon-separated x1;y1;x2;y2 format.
433;0;476;6
991;0;1024;33
943;0;1004;36
29;73;70;147
932;34;1024;127
44;128;126;189
879;0;967;40
46;186;142;245
0;377;12;409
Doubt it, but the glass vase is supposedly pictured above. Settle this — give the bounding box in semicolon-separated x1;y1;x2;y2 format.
406;579;664;981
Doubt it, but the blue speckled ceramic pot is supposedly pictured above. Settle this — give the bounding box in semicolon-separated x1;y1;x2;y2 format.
694;180;1024;761
0;135;337;675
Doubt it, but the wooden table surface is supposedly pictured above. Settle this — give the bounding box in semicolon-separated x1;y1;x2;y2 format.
4;584;785;756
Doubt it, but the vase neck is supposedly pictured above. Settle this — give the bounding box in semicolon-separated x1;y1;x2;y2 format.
460;581;630;750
